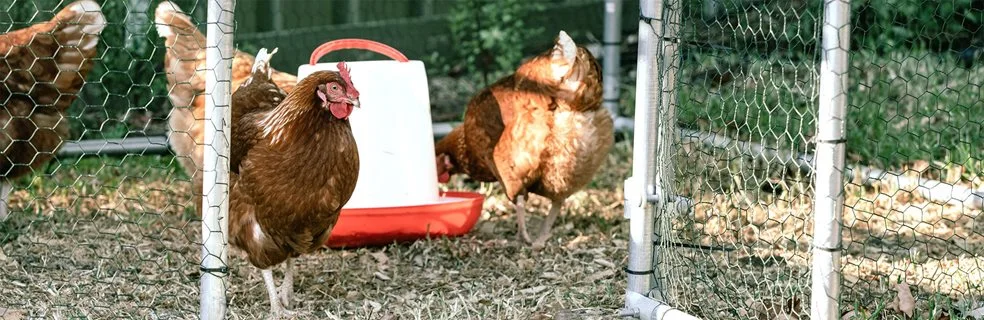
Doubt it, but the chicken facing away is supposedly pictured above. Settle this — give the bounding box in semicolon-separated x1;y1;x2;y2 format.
0;0;106;221
154;1;297;216
229;48;361;318
434;30;613;249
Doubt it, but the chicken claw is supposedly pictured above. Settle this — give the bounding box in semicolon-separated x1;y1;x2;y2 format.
530;199;564;250
277;259;294;308
270;308;298;320
513;195;532;243
262;269;297;319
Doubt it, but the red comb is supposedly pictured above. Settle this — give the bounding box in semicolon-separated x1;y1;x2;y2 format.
336;61;359;98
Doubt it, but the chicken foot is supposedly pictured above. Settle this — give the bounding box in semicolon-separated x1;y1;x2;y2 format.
262;268;297;319
0;181;11;221
277;258;294;308
513;195;532;243
530;199;564;250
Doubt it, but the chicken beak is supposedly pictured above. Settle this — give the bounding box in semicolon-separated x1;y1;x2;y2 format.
349;99;361;108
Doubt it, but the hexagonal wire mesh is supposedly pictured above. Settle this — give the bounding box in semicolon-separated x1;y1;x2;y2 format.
638;0;984;318
0;0;638;317
0;0;202;318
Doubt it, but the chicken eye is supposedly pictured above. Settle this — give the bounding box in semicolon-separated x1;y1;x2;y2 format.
330;84;339;91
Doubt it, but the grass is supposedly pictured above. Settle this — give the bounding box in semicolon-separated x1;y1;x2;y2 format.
667;49;984;170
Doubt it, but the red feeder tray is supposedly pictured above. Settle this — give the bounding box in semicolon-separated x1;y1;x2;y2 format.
324;191;485;248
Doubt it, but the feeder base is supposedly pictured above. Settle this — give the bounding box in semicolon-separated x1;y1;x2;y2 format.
324;191;484;248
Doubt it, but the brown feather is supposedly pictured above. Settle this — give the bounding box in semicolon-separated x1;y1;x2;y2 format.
229;69;359;269
434;31;613;206
156;1;297;215
229;59;285;175
0;1;105;181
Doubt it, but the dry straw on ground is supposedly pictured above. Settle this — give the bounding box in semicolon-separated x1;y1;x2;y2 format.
0;140;981;319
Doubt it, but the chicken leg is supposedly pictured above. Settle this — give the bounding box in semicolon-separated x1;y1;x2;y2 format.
530;199;564;250
513;195;532;243
277;258;294;308
262;268;296;319
0;181;11;221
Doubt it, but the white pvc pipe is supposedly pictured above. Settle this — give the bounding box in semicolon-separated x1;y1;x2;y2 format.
676;128;984;210
57;136;170;156
627;0;682;305
58;117;982;211
623;291;702;320
652;0;682;220
811;0;851;319
200;0;235;318
647;0;683;301
625;0;660;300
850;166;984;209
54;118;632;157
602;0;623;118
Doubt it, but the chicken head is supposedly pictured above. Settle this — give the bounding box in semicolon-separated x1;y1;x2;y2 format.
316;61;361;119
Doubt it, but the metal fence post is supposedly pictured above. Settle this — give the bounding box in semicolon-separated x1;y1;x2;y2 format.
812;0;851;319
625;0;660;300
602;0;623;118
624;0;690;318
200;0;235;318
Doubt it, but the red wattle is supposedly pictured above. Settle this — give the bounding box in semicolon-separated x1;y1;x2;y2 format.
329;103;353;119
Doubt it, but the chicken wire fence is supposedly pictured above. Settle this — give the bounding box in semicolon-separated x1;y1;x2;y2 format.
0;0;205;318
627;0;984;318
0;0;631;318
233;0;640;123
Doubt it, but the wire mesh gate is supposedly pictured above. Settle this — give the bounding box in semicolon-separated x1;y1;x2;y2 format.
624;0;984;319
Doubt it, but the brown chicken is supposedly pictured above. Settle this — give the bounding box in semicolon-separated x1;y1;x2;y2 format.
154;1;297;215
229;48;361;318
0;0;105;221
435;31;613;249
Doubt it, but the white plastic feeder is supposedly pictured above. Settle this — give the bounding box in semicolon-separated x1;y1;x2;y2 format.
298;39;485;249
298;39;438;209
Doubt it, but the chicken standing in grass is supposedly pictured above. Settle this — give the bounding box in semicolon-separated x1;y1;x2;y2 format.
434;31;613;249
154;1;297;216
0;0;106;221
229;48;361;318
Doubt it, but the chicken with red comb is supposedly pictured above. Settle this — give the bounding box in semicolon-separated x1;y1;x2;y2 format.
229;49;362;318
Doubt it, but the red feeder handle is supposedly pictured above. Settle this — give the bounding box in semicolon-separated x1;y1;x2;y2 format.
309;39;409;65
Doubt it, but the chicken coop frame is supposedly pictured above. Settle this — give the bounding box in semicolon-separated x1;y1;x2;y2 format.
3;0;981;317
619;0;851;319
199;0;234;318
179;0;983;318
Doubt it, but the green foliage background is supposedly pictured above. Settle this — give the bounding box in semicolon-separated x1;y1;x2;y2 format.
0;0;203;140
0;0;980;168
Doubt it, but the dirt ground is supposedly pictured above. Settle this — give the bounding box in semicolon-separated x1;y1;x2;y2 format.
1;140;982;319
0;143;631;320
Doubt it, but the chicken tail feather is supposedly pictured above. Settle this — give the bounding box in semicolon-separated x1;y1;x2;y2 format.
553;30;577;65
154;1;204;49
252;47;278;77
61;0;107;36
548;30;577;80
